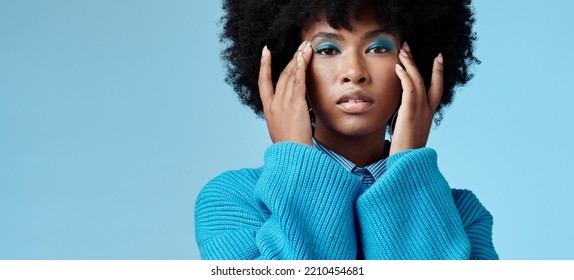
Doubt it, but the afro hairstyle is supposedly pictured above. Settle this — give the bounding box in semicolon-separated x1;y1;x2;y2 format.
219;0;479;126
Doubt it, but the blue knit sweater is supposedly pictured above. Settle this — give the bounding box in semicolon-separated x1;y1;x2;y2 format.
195;142;498;259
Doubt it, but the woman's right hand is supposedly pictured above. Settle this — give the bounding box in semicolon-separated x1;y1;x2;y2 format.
258;41;314;146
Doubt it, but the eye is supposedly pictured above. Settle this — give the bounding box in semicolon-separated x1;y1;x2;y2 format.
314;42;341;56
367;45;389;54
367;39;395;54
316;47;340;55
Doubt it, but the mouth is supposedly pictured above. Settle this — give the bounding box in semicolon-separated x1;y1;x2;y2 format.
336;91;374;113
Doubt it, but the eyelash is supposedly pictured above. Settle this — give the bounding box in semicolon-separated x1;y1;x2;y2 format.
315;44;341;56
314;43;391;56
367;45;390;53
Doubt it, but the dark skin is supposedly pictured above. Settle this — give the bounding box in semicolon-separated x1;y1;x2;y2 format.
258;8;443;167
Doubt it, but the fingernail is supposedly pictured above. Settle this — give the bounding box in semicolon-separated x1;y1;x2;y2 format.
303;41;311;53
262;46;269;57
402;41;411;52
437;53;443;64
297;51;302;62
395;64;404;71
298;41;306;51
400;49;409;57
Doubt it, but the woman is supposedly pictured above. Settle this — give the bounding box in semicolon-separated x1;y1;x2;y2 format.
195;0;498;259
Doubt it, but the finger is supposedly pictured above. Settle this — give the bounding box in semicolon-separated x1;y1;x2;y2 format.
398;42;426;99
284;60;296;102
282;41;308;101
258;46;274;108
428;53;444;111
395;63;415;110
275;43;304;100
275;59;294;99
292;42;313;104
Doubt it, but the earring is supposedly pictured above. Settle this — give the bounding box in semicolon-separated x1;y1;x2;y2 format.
389;111;398;139
306;94;312;112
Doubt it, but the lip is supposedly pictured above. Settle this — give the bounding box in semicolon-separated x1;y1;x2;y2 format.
336;91;374;114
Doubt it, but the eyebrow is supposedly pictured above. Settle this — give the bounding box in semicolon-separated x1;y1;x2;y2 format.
362;29;391;40
310;29;392;42
310;32;344;42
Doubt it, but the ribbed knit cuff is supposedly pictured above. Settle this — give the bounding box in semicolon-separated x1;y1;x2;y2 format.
357;148;471;259
253;142;362;259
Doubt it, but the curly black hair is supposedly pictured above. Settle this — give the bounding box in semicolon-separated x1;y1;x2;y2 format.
220;0;479;126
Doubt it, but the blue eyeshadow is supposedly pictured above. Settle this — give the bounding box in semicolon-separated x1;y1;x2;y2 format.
370;38;396;50
315;41;340;51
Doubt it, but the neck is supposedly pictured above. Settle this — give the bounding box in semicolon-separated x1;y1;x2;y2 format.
314;124;387;167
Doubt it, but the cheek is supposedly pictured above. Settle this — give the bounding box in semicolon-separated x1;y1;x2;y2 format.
370;64;402;110
384;76;402;108
386;72;402;95
378;63;401;89
306;60;336;99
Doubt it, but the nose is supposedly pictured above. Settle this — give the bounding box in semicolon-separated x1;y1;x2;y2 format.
339;51;369;84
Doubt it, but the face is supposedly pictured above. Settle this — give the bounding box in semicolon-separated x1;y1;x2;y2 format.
301;8;402;142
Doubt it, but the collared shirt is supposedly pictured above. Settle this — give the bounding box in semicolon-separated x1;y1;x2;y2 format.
312;138;390;187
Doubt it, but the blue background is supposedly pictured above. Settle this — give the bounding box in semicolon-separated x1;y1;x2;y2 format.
1;1;573;259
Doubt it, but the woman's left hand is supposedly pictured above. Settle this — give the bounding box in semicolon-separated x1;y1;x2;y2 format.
389;42;444;156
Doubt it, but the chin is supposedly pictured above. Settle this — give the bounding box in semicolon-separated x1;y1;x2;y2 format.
315;113;389;139
339;128;381;138
333;122;387;138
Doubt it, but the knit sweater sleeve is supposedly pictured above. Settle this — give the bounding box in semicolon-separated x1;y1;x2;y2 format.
452;189;499;259
356;148;497;259
195;142;362;259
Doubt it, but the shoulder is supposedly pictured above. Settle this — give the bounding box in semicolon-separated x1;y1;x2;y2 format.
451;188;494;226
196;167;263;208
195;167;265;221
207;168;262;188
194;168;266;243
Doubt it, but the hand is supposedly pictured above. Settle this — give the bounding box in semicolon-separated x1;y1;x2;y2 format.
258;41;314;146
390;42;444;156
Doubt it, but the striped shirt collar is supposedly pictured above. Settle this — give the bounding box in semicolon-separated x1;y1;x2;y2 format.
312;138;390;180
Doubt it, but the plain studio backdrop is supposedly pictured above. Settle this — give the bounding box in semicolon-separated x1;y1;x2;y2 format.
1;1;573;259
